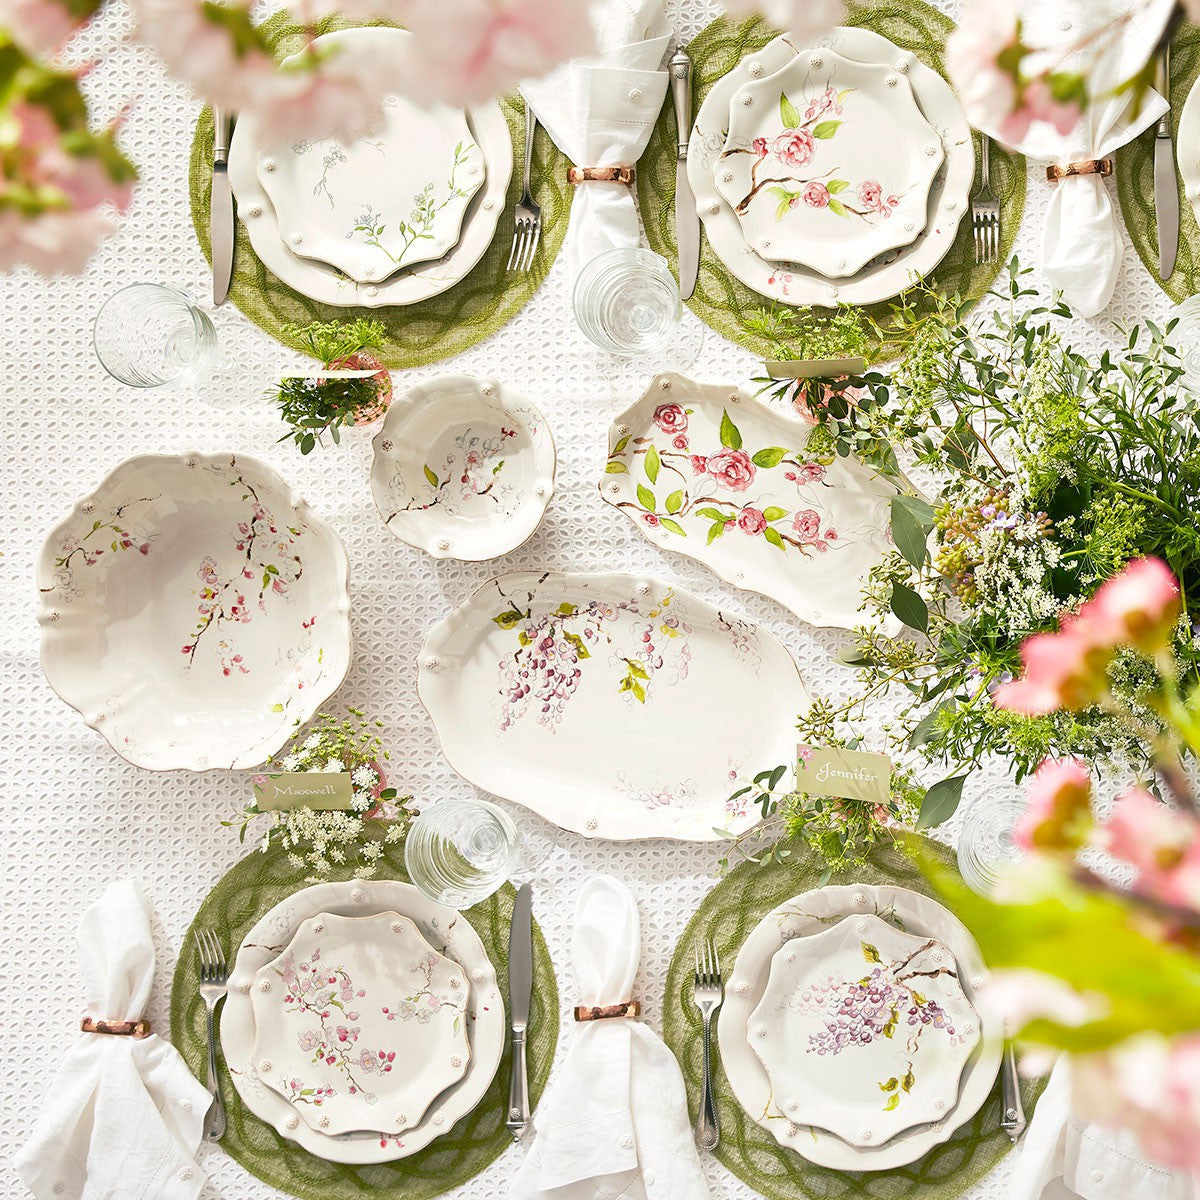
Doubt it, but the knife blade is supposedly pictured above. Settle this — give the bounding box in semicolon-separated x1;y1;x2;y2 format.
505;882;533;1140
1155;46;1179;280
669;47;700;301
211;106;236;306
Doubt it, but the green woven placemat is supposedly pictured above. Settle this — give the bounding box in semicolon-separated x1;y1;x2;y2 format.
188;14;571;369
170;838;558;1200
638;5;1026;357
1117;20;1200;302
663;838;1044;1200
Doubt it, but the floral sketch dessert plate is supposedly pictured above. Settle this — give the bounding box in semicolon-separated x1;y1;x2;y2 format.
250;911;470;1136
749;913;979;1147
688;28;972;306
37;453;352;770
258;28;485;284
602;373;899;630
223;879;504;1163
715;49;943;277
418;571;810;840
717;884;1002;1170
228;29;512;308
371;375;555;561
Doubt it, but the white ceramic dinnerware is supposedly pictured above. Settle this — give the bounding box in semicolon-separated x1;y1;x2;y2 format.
601;373;899;629
716;50;943;277
371;376;555;561
37;452;352;771
258;63;484;283
717;884;1002;1169
748;912;979;1147
250;911;471;1136
228;28;512;308
418;571;810;840
1177;76;1200;229
223;879;504;1163
688;27;973;306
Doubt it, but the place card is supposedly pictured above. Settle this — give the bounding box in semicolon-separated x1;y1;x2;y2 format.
252;772;354;812
762;357;868;380
797;745;892;807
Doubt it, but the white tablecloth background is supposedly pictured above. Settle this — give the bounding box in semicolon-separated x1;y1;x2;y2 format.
0;1;1177;1196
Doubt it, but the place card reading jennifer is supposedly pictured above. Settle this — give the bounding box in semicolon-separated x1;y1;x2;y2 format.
797;745;892;807
252;772;354;812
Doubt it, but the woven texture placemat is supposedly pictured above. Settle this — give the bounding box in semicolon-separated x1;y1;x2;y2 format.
637;3;1027;358
187;14;571;369
170;837;558;1200
1117;19;1200;302
662;838;1044;1200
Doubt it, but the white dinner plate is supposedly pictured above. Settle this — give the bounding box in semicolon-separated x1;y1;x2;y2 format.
1177;75;1200;230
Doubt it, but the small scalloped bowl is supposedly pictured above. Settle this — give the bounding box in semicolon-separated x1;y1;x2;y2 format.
370;375;555;561
37;452;353;771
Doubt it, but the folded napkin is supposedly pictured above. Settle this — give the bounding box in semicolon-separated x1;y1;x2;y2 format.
521;0;671;280
974;0;1174;315
511;875;711;1200
14;881;212;1200
1011;1058;1196;1200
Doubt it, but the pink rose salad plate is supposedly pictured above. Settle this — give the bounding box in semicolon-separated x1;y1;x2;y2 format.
37;452;352;771
601;373;901;630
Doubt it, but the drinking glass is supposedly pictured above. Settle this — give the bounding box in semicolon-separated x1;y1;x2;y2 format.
1170;294;1200;393
404;798;520;909
93;284;217;387
572;247;684;358
957;797;1027;897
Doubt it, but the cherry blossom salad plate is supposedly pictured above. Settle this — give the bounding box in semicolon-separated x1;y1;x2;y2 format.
37;453;351;771
257;28;485;284
688;28;972;306
223;879;504;1163
370;375;555;561
715;50;943;278
601;373;899;630
250;911;471;1136
418;571;810;840
717;884;1002;1170
228;29;511;308
748;912;979;1147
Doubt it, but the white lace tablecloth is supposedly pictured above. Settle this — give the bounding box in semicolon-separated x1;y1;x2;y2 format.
0;2;1177;1197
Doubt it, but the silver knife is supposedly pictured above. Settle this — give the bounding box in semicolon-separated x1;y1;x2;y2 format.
505;882;533;1140
211;106;236;306
1155;46;1179;280
669;47;700;301
1000;1041;1027;1143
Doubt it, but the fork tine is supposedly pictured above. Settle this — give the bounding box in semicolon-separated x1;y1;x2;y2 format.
521;220;541;272
512;224;530;273
507;225;523;272
972;215;981;266
211;931;226;976
519;222;534;273
711;938;721;979
693;940;701;982
991;214;1000;263
195;929;210;979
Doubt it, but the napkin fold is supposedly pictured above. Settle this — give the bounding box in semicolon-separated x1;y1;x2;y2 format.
511;875;711;1200
520;0;671;280
14;881;211;1200
975;0;1174;316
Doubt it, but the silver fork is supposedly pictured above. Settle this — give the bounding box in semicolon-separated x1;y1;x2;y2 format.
195;928;228;1140
507;106;542;272
691;937;723;1150
971;134;1000;265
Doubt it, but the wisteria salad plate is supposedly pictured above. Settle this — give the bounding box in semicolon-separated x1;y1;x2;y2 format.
601;373;900;630
717;884;1002;1170
418;571;810;840
37;452;352;771
223;879;504;1163
371;375;556;561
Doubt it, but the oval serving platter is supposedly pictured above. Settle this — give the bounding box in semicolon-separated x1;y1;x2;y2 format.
418;570;811;840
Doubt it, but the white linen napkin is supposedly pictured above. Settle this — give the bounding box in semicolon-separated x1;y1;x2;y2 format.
520;0;671;280
1011;1058;1196;1200
14;881;211;1200
973;0;1174;316
511;875;711;1200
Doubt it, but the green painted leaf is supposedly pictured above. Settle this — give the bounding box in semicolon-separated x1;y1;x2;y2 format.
645;444;661;484
423;465;438;488
917;775;968;829
612;435;630;456
763;527;786;551
697;506;735;523
828;197;848;218
556;603;577;616
659;518;687;537
890;494;936;569
605;461;628;473
812;119;843;139
761;506;787;522
636;483;655;511
492;609;525;630
719;409;743;450
665;490;683;514
780;93;801;128
890;582;928;632
879;1077;899;1093
775;195;793;221
862;942;881;964
707;522;727;545
826;178;849;194
751;446;788;468
884;1093;901;1112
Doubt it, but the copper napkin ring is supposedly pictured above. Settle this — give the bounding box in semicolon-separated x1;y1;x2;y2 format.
567;166;635;186
574;1001;641;1022
1045;158;1113;182
81;1017;151;1038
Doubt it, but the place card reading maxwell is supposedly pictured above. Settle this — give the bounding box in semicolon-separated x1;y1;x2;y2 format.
252;772;354;812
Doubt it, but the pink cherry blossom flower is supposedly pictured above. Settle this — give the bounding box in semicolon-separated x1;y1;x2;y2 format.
992;629;1107;715
752;136;769;158
737;508;767;536
1100;787;1194;879
1022;77;1082;137
672;435;688;451
643;513;660;527
690;455;708;475
945;0;1022;136
706;449;756;492
0;207;119;275
1015;758;1093;852
1079;557;1181;654
793;509;821;542
773;129;816;167
0;0;86;54
652;403;688;435
801;181;830;208
720;0;843;42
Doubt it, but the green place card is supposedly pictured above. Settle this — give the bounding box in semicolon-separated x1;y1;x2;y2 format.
797;745;892;806
252;772;354;812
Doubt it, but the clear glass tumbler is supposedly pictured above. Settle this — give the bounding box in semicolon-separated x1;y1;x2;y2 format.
572;247;683;357
92;283;217;388
1170;294;1200;393
404;798;520;909
957;796;1027;897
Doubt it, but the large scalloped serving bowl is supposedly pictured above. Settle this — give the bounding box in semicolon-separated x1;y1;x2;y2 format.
37;453;352;770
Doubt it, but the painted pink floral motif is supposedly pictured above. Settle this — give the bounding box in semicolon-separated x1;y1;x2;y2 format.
707;448;757;493
54;497;158;569
858;179;900;217
774;129;816;169
653;403;689;437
